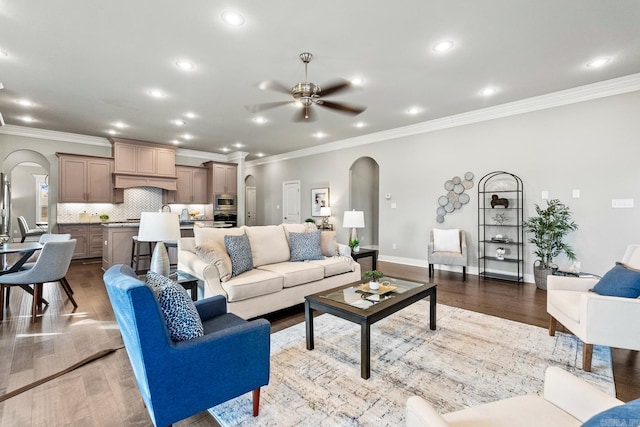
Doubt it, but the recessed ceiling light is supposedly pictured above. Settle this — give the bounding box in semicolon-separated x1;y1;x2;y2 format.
350;77;364;86
433;40;455;52
233;142;244;148
172;119;186;126
221;10;245;26
171;139;180;145
184;112;196;119
256;153;265;158
0;50;8;57
253;117;267;124
221;147;230;153
175;60;196;71
313;132;327;138
147;89;166;98
15;99;34;107
355;122;366;128
586;57;611;69
182;133;193;140
113;121;127;128
406;107;422;115
480;87;497;96
20;116;35;123
107;130;118;135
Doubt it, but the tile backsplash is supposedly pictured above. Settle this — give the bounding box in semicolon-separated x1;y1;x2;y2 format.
57;187;207;223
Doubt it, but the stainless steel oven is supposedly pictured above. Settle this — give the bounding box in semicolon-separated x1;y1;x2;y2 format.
214;193;236;211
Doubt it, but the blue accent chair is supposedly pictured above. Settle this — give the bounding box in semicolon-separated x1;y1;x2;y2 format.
103;264;271;427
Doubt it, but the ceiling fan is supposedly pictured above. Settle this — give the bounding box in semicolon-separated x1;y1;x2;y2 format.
248;52;366;122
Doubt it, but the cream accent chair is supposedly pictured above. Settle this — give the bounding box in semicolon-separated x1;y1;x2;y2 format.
547;244;640;371
406;366;621;427
428;229;467;281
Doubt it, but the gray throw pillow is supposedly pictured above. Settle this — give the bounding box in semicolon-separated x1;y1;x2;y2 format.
289;230;324;261
146;271;204;341
224;234;254;277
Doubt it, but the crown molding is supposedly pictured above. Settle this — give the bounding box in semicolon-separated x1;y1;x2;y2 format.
247;72;640;167
0;124;111;146
175;147;229;161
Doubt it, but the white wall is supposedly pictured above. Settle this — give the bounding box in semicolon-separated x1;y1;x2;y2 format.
245;90;640;278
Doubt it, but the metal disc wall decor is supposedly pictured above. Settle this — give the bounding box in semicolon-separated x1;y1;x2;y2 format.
435;171;474;222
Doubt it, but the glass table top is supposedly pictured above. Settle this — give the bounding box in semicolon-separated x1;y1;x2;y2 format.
320;276;425;310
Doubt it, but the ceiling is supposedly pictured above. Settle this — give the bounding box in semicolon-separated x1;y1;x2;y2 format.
1;1;640;160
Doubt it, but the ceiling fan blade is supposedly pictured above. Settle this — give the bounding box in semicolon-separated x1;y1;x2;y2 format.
319;79;352;97
256;80;292;95
245;101;294;113
293;105;316;122
317;100;366;115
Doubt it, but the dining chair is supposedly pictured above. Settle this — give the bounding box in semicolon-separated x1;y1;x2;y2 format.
0;239;77;322
17;216;46;243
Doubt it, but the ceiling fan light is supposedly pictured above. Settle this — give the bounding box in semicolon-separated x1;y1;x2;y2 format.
586;57;611;68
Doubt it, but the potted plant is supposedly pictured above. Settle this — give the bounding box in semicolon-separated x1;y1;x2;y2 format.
304;218;315;223
363;269;384;290
523;199;578;289
99;213;109;222
348;237;360;253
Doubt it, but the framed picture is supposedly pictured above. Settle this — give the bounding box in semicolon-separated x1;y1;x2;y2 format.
311;188;330;217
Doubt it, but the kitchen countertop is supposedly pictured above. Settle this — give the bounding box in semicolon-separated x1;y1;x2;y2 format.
58;220;231;228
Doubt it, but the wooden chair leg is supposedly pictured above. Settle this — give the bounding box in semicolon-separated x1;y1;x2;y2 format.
4;286;9;307
252;387;261;417
462;266;466;282
548;315;557;336
32;283;40;322
60;277;78;308
583;343;593;372
0;285;5;321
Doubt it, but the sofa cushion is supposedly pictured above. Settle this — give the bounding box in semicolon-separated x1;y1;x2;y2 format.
195;240;232;282
582;398;640;427
309;257;354;277
224;234;254;277
146;272;204;341
245;225;290;267
592;263;640;298
220;268;283;302
257;262;325;288
193;226;245;247
320;231;338;257
289;231;324;261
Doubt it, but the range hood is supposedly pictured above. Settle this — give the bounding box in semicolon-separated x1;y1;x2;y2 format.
111;137;178;191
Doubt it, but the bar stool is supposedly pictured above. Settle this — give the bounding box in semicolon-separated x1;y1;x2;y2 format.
130;236;153;274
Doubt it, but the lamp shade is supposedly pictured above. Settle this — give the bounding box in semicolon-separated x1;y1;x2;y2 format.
320;206;331;217
343;210;365;229
137;212;181;243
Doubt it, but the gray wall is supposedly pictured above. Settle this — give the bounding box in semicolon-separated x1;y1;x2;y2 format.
245;90;640;278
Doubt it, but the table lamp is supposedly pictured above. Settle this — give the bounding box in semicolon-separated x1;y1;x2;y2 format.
137;212;180;277
320;206;331;229
343;210;364;252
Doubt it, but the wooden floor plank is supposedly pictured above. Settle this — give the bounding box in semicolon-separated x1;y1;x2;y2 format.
0;259;638;426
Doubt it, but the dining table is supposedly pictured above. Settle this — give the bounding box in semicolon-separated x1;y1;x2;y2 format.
0;242;45;306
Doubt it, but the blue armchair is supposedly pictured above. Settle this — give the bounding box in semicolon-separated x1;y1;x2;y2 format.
103;265;270;427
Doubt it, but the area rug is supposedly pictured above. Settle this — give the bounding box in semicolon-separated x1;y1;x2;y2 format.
209;302;613;426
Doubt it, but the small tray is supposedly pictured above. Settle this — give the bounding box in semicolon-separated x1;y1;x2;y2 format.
356;282;397;295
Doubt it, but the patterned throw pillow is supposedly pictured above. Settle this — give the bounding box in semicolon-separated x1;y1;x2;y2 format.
289;230;324;261
146;272;204;341
224;234;254;277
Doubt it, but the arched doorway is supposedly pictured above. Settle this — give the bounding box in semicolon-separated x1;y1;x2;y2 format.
349;157;379;248
3;150;51;240
245;175;257;226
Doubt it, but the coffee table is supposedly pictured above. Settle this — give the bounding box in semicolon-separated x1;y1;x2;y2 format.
305;277;436;379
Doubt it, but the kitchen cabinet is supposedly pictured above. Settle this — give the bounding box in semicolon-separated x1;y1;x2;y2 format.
58;154;123;203
58;224;104;259
164;166;209;204
203;162;237;196
111;138;176;177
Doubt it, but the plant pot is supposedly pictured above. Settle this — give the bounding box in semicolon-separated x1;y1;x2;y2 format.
533;261;551;290
369;280;379;290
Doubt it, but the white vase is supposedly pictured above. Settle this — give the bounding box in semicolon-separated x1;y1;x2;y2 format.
369;280;379;290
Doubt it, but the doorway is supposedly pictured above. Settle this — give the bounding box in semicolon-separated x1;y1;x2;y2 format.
349;157;379;248
245;175;257;226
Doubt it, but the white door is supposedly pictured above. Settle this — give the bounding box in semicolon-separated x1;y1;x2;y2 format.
246;186;257;226
282;181;300;224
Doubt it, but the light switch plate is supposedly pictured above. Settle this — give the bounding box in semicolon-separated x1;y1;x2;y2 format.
572;189;580;198
612;199;634;208
541;190;549;200
391;202;397;209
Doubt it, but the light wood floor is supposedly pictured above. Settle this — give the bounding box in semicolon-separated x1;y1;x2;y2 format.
1;260;638;426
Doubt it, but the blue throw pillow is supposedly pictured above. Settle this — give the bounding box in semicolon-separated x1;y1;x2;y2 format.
289;230;324;262
224;234;254;277
146;272;204;341
592;263;640;298
582;398;640;426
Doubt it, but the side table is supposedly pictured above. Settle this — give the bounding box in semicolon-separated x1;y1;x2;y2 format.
174;270;200;301
351;248;378;271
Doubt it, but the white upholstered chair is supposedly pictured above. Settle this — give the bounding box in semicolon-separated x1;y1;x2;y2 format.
428;229;467;281
406;367;621;427
547;244;640;371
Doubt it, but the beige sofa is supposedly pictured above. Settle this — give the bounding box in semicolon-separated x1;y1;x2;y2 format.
178;224;361;319
406;367;621;427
